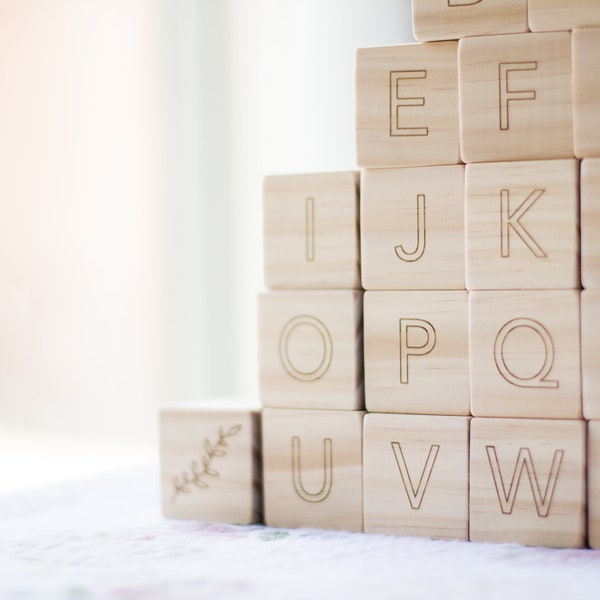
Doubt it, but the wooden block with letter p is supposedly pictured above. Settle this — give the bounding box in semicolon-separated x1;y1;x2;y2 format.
529;0;600;32
581;159;600;288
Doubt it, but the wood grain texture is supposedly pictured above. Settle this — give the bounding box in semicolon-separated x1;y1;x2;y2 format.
258;291;363;410
470;418;586;548
582;290;600;420
356;42;460;168
529;0;600;32
361;165;465;290
459;32;573;163
263;172;360;290
412;0;527;42
469;291;581;419
262;408;364;532
363;413;469;540
160;399;261;524
588;420;600;549
466;159;580;290
364;291;470;416
581;159;600;288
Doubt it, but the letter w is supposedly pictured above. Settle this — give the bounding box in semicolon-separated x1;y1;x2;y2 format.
391;442;439;510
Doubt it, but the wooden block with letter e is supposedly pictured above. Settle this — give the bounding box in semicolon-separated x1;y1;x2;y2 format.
459;32;573;163
582;290;600;420
529;0;600;32
160;399;261;524
364;290;470;416
363;413;469;540
412;0;527;42
263;171;360;290
588;420;600;549
469;291;581;419
470;418;586;548
356;41;460;168
581;159;600;288
466;159;579;290
262;408;364;532
361;165;465;290
258;290;363;410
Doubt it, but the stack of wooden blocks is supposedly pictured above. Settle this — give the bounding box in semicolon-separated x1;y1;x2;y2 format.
160;0;600;549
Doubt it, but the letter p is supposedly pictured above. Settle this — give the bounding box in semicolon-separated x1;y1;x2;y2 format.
399;318;437;384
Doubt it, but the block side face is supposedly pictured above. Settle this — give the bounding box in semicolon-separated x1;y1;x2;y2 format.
529;0;600;32
581;159;600;289
582;290;600;420
589;421;600;548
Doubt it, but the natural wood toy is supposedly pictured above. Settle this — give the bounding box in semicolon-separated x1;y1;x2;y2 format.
528;0;600;32
582;289;600;421
581;159;600;288
588;421;600;549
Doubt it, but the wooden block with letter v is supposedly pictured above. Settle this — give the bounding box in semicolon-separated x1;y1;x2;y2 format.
262;408;364;532
459;32;573;163
363;413;469;540
470;418;586;548
581;159;600;288
588;420;600;549
160;399;261;524
528;0;600;32
263;171;360;290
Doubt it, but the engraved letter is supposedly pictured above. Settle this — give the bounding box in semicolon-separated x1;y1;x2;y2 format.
292;436;333;503
390;70;428;137
399;318;436;384
305;197;315;262
498;62;537;130
448;0;482;5
500;189;546;258
394;194;426;262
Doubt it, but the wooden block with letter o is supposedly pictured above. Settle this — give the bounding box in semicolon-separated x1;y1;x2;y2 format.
582;159;600;288
588;420;600;549
582;289;600;420
529;0;600;32
470;417;586;548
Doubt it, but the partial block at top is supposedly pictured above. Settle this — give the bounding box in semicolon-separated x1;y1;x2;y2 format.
581;159;600;288
529;0;600;32
263;172;360;289
459;32;573;163
412;0;527;42
356;42;460;168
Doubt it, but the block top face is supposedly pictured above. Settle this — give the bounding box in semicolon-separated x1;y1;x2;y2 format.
581;159;600;288
412;0;528;42
459;32;573;163
263;172;360;290
356;42;460;168
529;0;600;32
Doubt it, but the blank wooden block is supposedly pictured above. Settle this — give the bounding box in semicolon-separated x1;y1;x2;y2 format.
356;42;460;168
363;413;469;540
582;159;600;288
529;0;600;32
582;289;600;420
361;165;465;290
459;32;573;163
469;291;581;419
364;291;469;416
263;172;360;290
589;420;600;549
258;290;363;410
412;0;527;42
573;30;600;158
160;399;261;524
262;408;364;532
470;418;586;548
466;159;579;290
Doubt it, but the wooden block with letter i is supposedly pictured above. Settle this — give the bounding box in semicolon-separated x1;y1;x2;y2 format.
581;159;600;288
529;0;600;32
588;420;600;549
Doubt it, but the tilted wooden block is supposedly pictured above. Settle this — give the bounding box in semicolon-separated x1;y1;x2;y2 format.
262;408;364;532
582;289;600;420
263;172;360;290
581;159;600;288
364;290;470;416
469;291;581;419
573;30;600;158
258;290;363;410
160;399;261;524
529;0;600;32
363;413;469;540
466;159;580;290
470;418;586;548
361;165;465;290
356;42;460;168
588;420;600;549
412;0;527;42
459;32;573;163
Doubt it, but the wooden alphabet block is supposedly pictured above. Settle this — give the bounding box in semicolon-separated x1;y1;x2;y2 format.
581;159;600;288
364;291;470;416
258;290;363;410
263;172;361;290
529;0;600;32
459;32;573;163
356;42;460;168
466;159;580;290
469;291;581;419
573;30;600;158
361;165;465;290
470;418;586;548
262;408;364;532
588;420;600;549
160;399;261;524
412;0;528;42
363;413;469;540
582;290;600;420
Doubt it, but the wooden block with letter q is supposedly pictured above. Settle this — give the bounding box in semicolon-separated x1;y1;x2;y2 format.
582;289;600;420
470;417;586;548
529;0;600;32
588;420;600;549
581;159;600;288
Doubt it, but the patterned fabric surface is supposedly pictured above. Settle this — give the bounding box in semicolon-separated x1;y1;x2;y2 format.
1;466;599;600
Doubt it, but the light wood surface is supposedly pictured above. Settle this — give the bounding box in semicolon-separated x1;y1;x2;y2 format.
262;408;364;532
363;413;469;540
582;290;600;420
529;0;600;32
258;291;363;410
364;291;470;416
466;159;580;290
356;42;460;168
470;418;586;548
412;0;527;42
581;159;600;288
263;172;361;290
469;291;582;419
361;165;465;290
459;32;573;163
160;399;261;524
588;420;600;549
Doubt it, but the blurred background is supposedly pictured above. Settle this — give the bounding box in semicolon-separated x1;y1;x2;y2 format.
0;0;412;490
